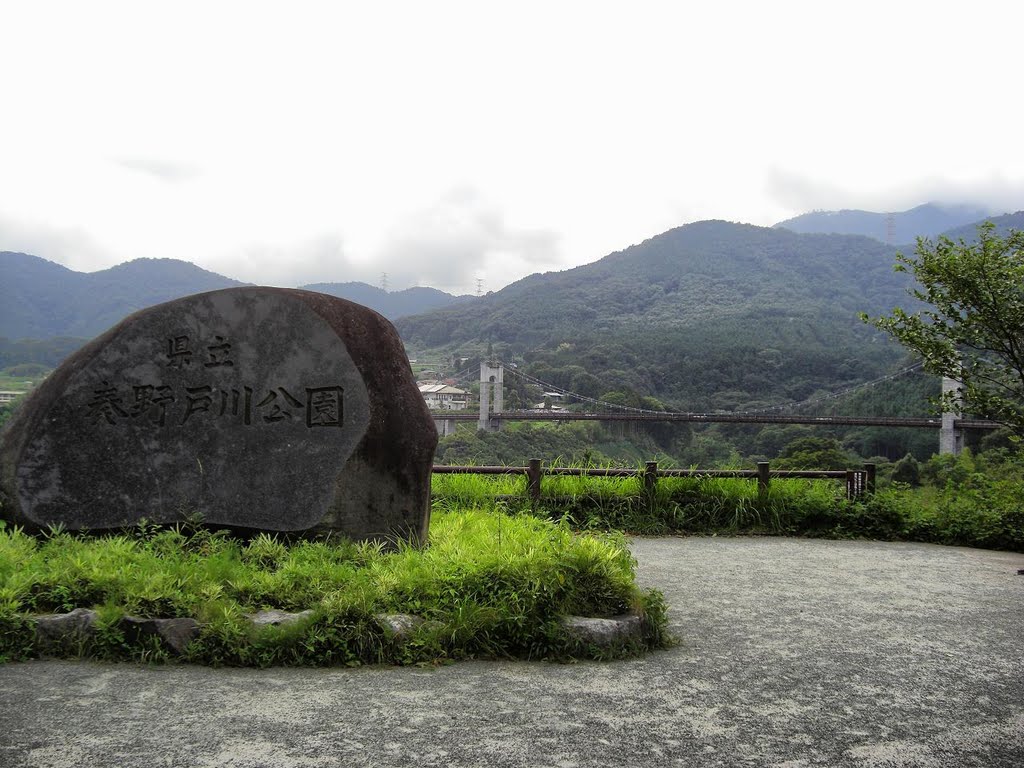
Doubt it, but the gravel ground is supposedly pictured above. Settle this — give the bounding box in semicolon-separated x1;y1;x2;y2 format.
0;536;1021;767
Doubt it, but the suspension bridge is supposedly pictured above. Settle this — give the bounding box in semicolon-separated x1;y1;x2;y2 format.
425;361;997;454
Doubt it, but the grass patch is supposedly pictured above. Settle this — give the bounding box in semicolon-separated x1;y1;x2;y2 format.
434;467;861;535
431;458;1024;551
0;508;668;666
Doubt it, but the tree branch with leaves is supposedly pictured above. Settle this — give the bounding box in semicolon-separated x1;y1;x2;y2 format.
863;222;1024;436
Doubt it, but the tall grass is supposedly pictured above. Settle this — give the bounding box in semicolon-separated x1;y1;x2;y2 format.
432;463;857;535
0;509;668;666
431;458;1024;551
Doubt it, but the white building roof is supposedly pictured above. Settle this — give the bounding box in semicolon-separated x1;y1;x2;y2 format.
418;383;468;396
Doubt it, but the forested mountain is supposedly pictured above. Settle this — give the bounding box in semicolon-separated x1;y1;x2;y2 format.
299;281;470;319
932;210;1024;243
0;337;87;369
773;202;992;243
0;252;472;341
7;215;1001;463
0;253;245;340
397;220;915;412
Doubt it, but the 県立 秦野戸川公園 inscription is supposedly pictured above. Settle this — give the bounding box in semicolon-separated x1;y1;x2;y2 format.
0;288;437;541
86;332;345;429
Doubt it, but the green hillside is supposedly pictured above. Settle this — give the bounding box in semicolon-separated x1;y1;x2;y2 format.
0;253;245;340
397;220;915;411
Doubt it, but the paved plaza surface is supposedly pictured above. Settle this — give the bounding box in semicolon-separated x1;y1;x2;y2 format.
1;537;1022;767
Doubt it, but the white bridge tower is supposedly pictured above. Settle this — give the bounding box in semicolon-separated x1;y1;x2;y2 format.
478;362;504;431
939;376;963;455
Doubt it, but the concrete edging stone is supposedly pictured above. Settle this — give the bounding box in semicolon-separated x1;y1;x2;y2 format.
29;609;643;657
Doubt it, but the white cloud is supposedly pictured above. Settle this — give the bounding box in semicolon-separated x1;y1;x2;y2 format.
0;213;109;272
112;156;200;184
218;234;349;288
766;169;1024;217
374;188;561;294
0;1;1022;293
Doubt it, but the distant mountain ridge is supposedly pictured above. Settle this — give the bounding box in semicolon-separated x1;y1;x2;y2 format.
396;204;1019;411
773;202;994;244
395;220;918;410
300;282;473;320
3;203;1019;354
0;253;468;340
397;220;912;347
0;254;246;340
930;210;1024;243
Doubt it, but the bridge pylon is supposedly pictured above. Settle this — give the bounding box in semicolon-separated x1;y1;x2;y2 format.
939;376;963;455
478;362;504;431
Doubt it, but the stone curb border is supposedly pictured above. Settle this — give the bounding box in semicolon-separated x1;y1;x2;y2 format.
559;614;645;646
30;609;646;657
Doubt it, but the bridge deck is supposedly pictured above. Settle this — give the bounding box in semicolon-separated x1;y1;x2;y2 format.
434;411;997;429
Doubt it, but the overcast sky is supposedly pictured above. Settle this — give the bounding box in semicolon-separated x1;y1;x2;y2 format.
3;1;1022;294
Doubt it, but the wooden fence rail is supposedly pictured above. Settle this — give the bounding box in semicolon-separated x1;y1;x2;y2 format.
432;460;877;502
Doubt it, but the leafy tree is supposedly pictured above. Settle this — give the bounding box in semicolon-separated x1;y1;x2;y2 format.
3;363;50;377
506;389;521;410
677;431;742;468
599;391;631;407
748;425;814;458
890;453;921;486
865;223;1024;436
774;437;857;470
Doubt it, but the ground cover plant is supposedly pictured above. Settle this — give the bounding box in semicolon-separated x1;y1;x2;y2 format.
0;508;668;666
431;454;1024;552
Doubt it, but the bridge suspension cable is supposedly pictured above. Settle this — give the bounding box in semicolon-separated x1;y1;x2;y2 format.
500;360;927;419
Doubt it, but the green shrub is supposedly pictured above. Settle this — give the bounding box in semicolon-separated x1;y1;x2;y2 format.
430;454;1024;552
0;509;669;666
890;453;921;486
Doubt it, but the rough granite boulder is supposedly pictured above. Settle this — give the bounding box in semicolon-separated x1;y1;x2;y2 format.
246;609;315;627
0;287;437;542
560;615;644;647
120;617;201;655
35;608;99;651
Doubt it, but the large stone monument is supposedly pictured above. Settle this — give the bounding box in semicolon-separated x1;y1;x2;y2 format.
0;287;437;541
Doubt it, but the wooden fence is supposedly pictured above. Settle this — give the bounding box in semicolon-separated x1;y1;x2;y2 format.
433;460;876;501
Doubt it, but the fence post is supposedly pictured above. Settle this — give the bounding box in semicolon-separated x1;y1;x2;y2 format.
757;462;770;497
644;461;658;510
527;458;542;505
863;462;876;494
